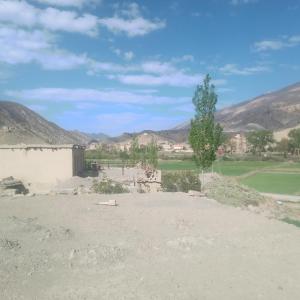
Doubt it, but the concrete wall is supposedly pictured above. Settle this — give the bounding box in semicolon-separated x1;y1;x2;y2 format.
0;146;83;184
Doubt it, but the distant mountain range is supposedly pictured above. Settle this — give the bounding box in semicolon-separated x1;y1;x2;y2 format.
178;81;300;133
216;82;300;132
1;81;300;145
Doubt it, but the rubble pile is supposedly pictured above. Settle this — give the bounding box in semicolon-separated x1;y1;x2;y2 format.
0;177;28;197
204;175;266;207
136;167;162;193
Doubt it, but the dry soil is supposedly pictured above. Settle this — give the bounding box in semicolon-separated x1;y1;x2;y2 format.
0;193;300;300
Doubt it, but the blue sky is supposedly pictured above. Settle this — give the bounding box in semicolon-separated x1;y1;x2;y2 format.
0;0;300;136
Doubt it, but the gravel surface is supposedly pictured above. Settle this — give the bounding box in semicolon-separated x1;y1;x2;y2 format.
0;193;300;299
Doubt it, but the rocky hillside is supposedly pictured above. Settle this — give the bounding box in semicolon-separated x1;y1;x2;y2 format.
111;129;190;144
0;101;87;145
177;81;300;134
217;82;300;132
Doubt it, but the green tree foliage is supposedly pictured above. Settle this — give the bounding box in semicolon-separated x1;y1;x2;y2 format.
161;171;201;192
276;138;289;158
189;74;223;169
129;137;140;165
92;177;129;194
246;130;274;155
288;128;300;154
129;138;159;169
119;150;130;175
146;141;158;169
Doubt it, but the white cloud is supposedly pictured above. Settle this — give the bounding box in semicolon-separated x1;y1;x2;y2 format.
219;63;270;75
0;27;89;69
124;51;135;61
111;48;135;61
114;72;204;87
0;0;37;27
0;0;99;36
99;3;166;37
253;40;285;52
253;35;300;52
6;88;189;105
141;61;176;74
31;0;101;8
0;26;140;72
39;8;98;36
172;55;195;63
88;60;137;74
230;0;258;5
0;1;165;38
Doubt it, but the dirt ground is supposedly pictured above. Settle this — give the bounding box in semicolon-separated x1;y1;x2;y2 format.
1;193;300;300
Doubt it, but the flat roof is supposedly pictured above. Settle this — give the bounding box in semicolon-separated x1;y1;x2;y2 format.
0;144;85;150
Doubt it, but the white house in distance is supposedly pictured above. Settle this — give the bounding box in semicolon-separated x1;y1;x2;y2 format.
0;144;85;184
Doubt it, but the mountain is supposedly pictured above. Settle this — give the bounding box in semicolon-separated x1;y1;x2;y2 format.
85;132;111;142
3;81;300;146
111;129;190;144
217;82;300;132
178;81;300;133
0;101;88;145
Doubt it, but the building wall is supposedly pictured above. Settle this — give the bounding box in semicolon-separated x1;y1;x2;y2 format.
0;147;76;183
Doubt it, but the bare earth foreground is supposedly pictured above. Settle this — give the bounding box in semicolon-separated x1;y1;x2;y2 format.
1;193;300;300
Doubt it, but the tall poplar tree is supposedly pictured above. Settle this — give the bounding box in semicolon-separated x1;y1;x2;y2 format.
189;74;223;169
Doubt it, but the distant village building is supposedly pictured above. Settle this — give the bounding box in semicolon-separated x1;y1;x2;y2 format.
116;142;131;151
0;144;85;184
226;133;248;154
87;140;100;150
159;142;173;152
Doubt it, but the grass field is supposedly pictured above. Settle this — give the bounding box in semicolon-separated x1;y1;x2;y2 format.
240;173;300;195
158;160;300;195
158;160;283;176
86;158;300;195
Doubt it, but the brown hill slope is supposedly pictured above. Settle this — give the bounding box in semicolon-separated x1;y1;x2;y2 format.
0;101;87;145
217;82;300;132
178;82;300;133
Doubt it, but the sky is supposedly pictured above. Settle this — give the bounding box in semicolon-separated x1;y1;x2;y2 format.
0;0;300;136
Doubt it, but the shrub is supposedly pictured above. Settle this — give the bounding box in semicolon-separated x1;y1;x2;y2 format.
92;177;129;194
161;171;201;193
282;217;300;228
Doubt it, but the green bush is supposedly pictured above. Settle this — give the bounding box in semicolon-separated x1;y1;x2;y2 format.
282;217;300;228
161;171;201;192
92;177;129;194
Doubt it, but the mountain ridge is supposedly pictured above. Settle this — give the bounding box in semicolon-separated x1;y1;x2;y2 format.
1;81;300;145
0;101;87;145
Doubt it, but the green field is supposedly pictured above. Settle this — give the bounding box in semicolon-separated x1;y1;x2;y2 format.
158;160;282;176
240;173;300;195
85;158;300;195
158;160;300;195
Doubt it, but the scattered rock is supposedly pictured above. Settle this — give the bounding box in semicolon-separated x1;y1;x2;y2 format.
0;238;21;250
96;199;118;206
0;177;28;196
188;190;206;197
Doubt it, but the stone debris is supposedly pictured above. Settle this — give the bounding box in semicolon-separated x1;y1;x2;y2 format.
0;176;28;196
188;190;207;197
204;175;266;207
95;199;118;206
0;238;21;250
136;167;162;193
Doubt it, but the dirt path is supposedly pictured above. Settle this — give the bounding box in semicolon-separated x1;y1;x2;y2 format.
1;193;300;299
